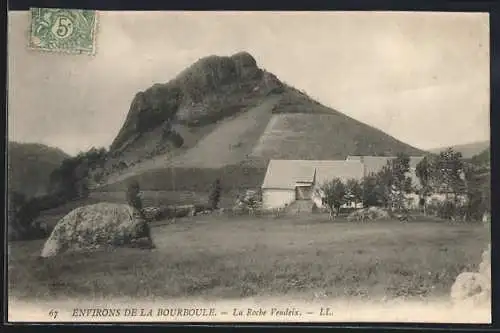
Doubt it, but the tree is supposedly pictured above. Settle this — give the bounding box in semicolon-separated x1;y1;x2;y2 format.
126;180;143;212
416;148;469;220
375;164;393;209
345;178;362;207
376;153;412;212
237;189;262;213
209;178;222;210
435;148;466;199
415;155;433;215
48;147;107;200
463;163;490;220
321;178;347;219
49;158;80;198
85;147;108;169
361;174;381;207
8;191;27;240
8;191;49;240
470;148;490;168
430;148;466;219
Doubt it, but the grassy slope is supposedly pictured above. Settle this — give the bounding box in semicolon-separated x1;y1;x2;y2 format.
8;142;70;198
9;216;489;301
251;113;423;160
102;94;279;187
102;163;267;192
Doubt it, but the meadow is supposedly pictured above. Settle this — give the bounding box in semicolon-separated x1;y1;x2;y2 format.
8;214;489;302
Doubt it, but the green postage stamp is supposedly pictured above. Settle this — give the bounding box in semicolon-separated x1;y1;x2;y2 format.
29;8;98;55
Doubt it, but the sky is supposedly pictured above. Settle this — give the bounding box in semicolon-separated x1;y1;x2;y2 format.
8;11;490;156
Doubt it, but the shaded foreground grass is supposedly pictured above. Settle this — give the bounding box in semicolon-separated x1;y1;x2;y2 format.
8;216;489;301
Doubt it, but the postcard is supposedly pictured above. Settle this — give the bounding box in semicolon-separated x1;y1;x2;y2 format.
7;10;491;324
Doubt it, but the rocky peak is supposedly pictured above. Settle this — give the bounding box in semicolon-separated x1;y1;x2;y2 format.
109;52;277;155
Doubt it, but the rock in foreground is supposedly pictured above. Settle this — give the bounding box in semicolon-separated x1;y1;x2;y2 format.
450;244;491;306
450;272;490;306
40;203;154;257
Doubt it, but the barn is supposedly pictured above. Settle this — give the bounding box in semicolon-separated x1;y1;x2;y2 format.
261;160;365;210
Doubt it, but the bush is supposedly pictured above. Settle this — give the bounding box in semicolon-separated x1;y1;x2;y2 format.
425;199;473;221
347;207;390;222
233;189;262;214
118;161;128;170
8;191;53;241
142;206;162;222
438;200;455;220
209;179;222;210
157;204;196;219
170;131;184;148
194;203;213;214
126;180;143;212
161;123;184;148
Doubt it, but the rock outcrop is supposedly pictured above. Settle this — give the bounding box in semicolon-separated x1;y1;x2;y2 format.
450;244;491;306
40;203;154;257
109;52;270;155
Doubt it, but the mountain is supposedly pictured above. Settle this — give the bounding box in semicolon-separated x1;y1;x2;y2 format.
8;141;70;198
101;51;424;191
429;140;489;159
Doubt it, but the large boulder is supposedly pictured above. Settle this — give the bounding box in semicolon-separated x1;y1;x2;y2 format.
40;203;154;258
450;244;491;306
479;244;491;280
450;272;490;306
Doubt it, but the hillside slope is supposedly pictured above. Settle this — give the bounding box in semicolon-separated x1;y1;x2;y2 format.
101;51;424;191
469;147;490;167
251;112;422;160
8;142;70;198
104;95;278;187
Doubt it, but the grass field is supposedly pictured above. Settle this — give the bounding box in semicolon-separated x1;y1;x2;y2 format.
99;163;267;193
8;215;489;302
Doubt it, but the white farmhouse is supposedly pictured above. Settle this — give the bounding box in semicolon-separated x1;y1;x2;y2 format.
260;156;429;211
261;160;365;210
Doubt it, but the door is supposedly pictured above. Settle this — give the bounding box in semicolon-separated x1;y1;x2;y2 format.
295;185;312;200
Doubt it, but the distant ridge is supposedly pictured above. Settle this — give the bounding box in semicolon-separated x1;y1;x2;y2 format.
8;141;70;198
428;140;489;159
